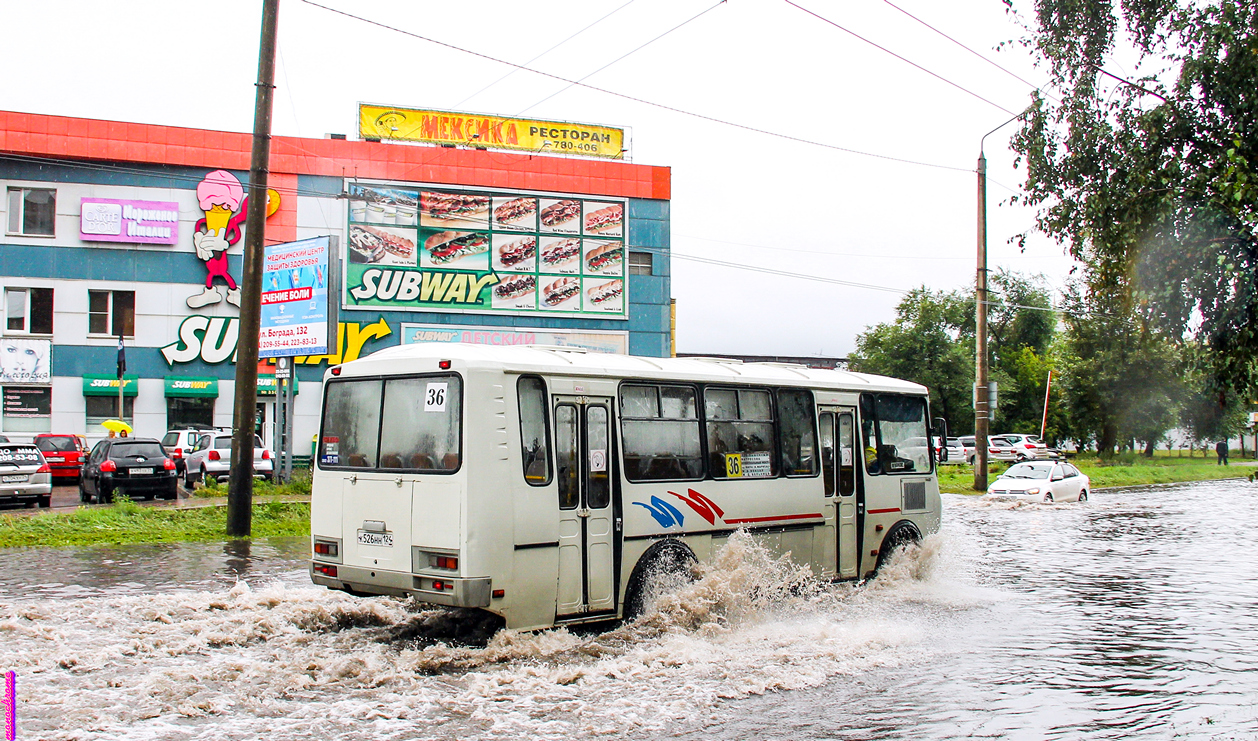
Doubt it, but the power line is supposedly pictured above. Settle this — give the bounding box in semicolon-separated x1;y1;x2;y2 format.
679;233;1009;261
297;0;971;173
782;0;1018;116
453;0;639;109
515;1;726;117
880;0;1059;103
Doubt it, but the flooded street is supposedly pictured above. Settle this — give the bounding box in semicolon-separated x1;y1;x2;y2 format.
3;480;1257;740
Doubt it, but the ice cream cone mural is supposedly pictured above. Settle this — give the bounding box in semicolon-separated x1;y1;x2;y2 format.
189;170;248;309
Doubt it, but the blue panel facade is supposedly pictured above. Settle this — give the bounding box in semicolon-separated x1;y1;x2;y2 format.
0;151;671;441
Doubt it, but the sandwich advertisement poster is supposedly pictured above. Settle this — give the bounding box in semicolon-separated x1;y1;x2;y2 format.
344;182;627;320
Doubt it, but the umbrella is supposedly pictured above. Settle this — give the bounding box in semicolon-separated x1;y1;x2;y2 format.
101;419;133;435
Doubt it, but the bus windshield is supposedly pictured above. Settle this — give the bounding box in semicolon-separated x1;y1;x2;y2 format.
319;375;463;471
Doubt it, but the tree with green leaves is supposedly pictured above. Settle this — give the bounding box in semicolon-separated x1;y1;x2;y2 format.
1010;0;1258;400
849;287;974;435
849;272;1057;438
1054;278;1183;456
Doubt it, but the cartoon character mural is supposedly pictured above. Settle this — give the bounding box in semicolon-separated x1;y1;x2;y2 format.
189;169;249;308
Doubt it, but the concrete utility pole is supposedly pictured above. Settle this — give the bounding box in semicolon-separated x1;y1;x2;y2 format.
975;112;1025;491
228;0;280;537
975;147;990;491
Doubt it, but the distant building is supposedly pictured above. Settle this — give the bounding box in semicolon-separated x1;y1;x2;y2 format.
676;353;848;370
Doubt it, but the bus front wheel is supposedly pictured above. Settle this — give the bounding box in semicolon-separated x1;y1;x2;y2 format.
873;521;922;577
622;540;698;621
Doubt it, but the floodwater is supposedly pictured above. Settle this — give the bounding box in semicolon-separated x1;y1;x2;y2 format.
2;480;1256;740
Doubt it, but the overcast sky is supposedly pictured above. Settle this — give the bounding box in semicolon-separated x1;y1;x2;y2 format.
2;0;1080;357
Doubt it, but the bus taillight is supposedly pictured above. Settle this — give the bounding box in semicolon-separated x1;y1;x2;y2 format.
314;541;338;557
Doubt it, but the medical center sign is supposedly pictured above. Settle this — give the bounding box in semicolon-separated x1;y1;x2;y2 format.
259;236;335;358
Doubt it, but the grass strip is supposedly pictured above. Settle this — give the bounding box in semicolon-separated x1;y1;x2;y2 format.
0;498;310;548
939;455;1249;494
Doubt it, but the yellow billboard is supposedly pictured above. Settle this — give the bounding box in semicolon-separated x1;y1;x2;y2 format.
358;104;625;159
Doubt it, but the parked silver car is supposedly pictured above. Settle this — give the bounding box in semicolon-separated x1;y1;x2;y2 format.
183;431;273;486
941;437;966;465
0;442;52;508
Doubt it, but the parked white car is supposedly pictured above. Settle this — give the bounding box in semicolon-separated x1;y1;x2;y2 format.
985;460;1090;503
183;431;273;486
998;433;1050;460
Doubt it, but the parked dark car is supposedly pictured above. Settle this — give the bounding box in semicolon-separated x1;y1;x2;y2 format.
79;437;179;503
34;434;88;482
0;442;53;508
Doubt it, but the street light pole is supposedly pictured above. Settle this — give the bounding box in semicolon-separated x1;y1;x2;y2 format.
227;0;280;537
975;112;1025;491
975;147;990;491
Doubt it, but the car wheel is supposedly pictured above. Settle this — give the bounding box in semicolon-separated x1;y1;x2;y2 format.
79;479;90;504
967;455;975;465
163;480;178;500
201;466;210;486
1016;453;1028;462
1043;492;1054;503
1078;489;1088;503
38;495;51;508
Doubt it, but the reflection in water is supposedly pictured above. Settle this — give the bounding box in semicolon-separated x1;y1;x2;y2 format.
0;537;309;599
223;539;253;580
2;482;1257;739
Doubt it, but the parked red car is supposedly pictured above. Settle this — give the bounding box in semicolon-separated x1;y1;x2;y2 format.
33;434;88;481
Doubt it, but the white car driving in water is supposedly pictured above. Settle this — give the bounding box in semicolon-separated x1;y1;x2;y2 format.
985;460;1090;503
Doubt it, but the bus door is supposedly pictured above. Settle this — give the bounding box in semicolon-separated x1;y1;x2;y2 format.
553;396;617;617
820;407;860;578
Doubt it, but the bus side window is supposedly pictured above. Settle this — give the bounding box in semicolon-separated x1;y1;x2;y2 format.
706;387;778;479
620;383;703;481
586;406;610;508
517;376;551;486
777;388;818;477
555;404;579;509
837;412;855;495
820;412;835;496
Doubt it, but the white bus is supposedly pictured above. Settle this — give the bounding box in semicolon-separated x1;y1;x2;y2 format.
309;344;941;631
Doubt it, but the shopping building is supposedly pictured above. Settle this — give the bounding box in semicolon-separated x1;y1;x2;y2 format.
0;109;672;448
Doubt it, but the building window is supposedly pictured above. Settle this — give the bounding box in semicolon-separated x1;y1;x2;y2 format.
6;188;56;236
86;396;134;426
628;251;653;276
167;397;215;429
5;288;54;334
88;290;135;337
2;386;52;433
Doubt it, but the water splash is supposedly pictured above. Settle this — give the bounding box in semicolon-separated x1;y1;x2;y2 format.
2;530;959;739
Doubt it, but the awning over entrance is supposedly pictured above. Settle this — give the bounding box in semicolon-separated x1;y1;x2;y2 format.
82;375;138;396
165;376;219;398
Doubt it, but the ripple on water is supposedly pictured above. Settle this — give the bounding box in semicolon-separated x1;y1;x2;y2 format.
4;481;1258;739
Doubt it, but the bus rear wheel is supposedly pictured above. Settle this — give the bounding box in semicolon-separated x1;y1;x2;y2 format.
623;540;698;621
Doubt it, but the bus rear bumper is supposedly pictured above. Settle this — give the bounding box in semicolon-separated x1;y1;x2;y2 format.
311;562;491;608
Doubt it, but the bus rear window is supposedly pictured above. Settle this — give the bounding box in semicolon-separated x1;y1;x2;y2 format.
321;375;463;471
379;376;462;471
320;379;382;468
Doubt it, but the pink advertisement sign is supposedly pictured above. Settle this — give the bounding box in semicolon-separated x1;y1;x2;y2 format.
80;198;180;245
